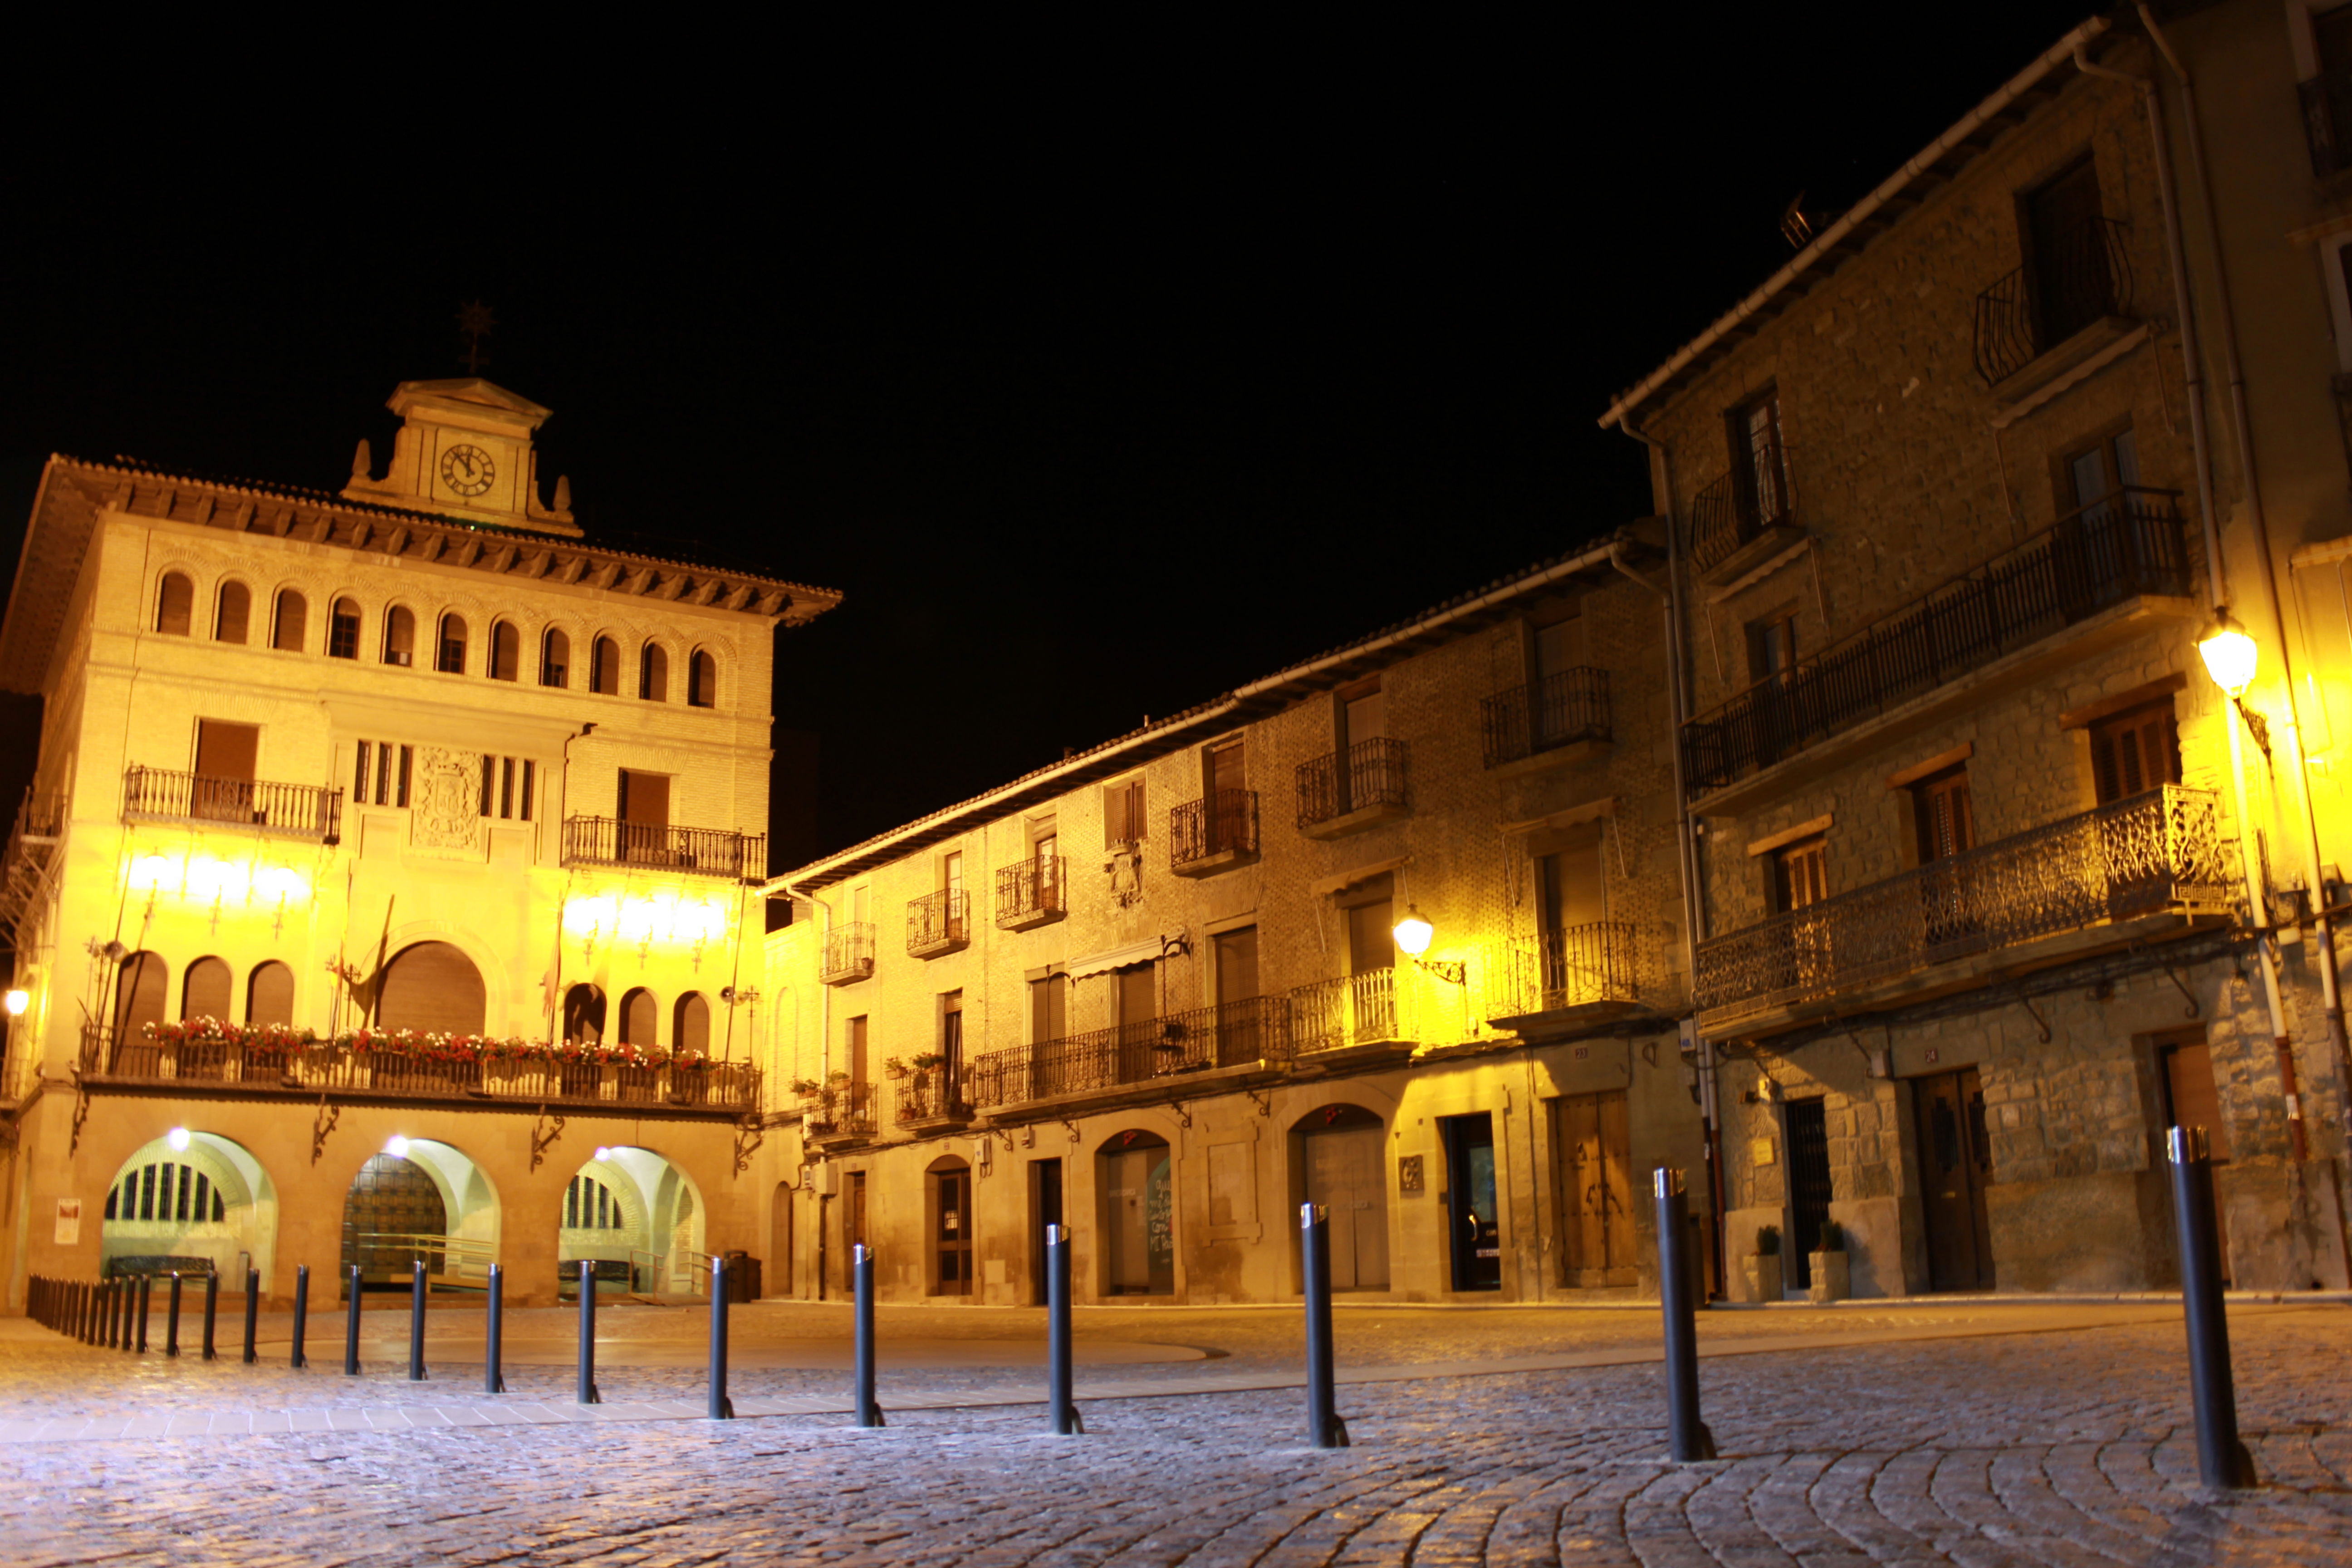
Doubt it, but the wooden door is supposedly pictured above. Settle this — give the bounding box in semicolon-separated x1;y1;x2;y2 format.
341;1154;446;1289
1104;1145;1163;1295
1912;1068;1994;1291
1115;964;1157;1083
935;1167;973;1296
1554;1090;1635;1285
1304;1120;1389;1290
2159;1039;2233;1285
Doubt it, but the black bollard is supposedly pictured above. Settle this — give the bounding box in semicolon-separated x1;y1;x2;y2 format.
708;1254;735;1420
290;1264;309;1369
2169;1127;2258;1489
135;1274;151;1353
1046;1223;1082;1435
1654;1168;1718;1462
242;1269;260;1365
408;1259;428;1382
165;1273;183;1357
71;1282;84;1343
576;1259;601;1405
344;1263;363;1376
201;1269;219;1362
853;1244;883;1427
109;1279;123;1348
484;1263;506;1394
1301;1203;1351;1449
113;1278;128;1351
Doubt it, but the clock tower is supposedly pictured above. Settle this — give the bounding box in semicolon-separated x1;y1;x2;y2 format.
341;377;582;536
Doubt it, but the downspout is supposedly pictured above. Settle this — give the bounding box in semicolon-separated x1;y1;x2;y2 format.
550;723;598;1047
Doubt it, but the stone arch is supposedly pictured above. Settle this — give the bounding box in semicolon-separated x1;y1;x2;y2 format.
567;1145;707;1295
341;1136;500;1293
1096;1127;1176;1297
213;578;252;643
539;624;571;688
112;950;168;1040
618;986;658;1046
591;633;622;695
673;991;710;1054
156;570;194;635
181;956;232;1021
489;619;521;681
271;587;308;652
639;641;669;702
377;941;486;1035
687;647;718;708
327;593;363;660
383;603;417;666
102;1129;278;1284
436;611;469;674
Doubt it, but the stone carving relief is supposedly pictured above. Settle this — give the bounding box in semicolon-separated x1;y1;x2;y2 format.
1105;846;1144;908
408;746;484;855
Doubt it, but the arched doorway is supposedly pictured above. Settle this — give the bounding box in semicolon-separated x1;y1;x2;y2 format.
376;941;485;1034
559;1147;706;1300
101;1131;277;1284
1294;1103;1389;1291
112;951;167;1038
1098;1129;1174;1296
340;1137;497;1295
927;1155;973;1297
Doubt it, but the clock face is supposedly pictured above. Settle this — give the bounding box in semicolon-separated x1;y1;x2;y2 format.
439;443;496;498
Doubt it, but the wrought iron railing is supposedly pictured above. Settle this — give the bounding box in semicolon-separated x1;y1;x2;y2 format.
1694;785;2233;1030
1681;487;2190;797
1688;441;1798;573
0;788;64;952
1503;923;1639;1015
560;817;764;882
1288;969;1398;1052
2306;67;2352;178
122;767;343;843
906;888;970;956
1297;739;1408;828
343;1229;497;1286
1481;668;1611;768
802;1080;879;1138
965;996;1286;1109
894;1063;969;1124
1972;215;2131;384
995;857;1067;927
1171;790;1258;868
821;923;876;984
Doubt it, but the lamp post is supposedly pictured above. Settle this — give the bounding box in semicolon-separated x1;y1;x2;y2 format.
1391;905;1465;986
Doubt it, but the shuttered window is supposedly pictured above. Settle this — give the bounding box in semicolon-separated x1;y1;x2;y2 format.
2089;700;2181;805
1773;838;1828;913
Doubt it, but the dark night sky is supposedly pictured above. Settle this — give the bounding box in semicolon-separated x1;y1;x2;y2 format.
0;7;2090;867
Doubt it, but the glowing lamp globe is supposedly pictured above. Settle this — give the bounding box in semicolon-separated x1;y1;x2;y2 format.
385;1135;412;1158
166;1127;191;1152
2198;612;2258;695
1392;906;1436;957
3;988;26;1016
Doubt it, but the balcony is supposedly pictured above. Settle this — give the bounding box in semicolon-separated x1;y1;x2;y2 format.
0;790;64;954
801;1080;879;1146
1694;785;2234;1038
2303;67;2352;178
560;817;764;882
1288;969;1400;1054
1973;216;2131;387
1170;790;1258;876
1480;669;1611;770
892;1063;971;1130
820;923;876;985
1680;488;2194;811
995;857;1066;931
907;888;970;958
1296;739;1409;839
965;997;1286;1110
123;767;343;844
1689;440;1799;580
1489;923;1643;1038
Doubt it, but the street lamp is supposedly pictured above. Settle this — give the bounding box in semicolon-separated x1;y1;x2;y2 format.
385;1135;411;1158
3;989;25;1016
166;1127;191;1152
1392;905;1465;985
2199;608;2271;757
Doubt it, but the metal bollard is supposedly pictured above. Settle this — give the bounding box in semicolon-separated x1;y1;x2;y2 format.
853;1244;883;1427
135;1275;151;1353
408;1259;428;1382
708;1254;735;1420
110;1279;125;1349
1301;1203;1350;1449
2169;1127;2258;1489
71;1282;84;1343
484;1264;506;1394
576;1259;601;1405
1654;1168;1718;1462
243;1268;260;1365
201;1270;219;1362
165;1273;183;1357
1046;1223;1082;1436
290;1264;309;1369
344;1263;363;1376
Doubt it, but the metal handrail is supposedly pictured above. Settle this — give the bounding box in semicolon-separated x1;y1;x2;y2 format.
1506;923;1639;1014
995;857;1067;926
906;888;970;955
1972;215;2131;383
1688;439;1799;573
1296;738;1408;828
1170;790;1258;867
560;816;765;882
821;924;876;983
1480;668;1611;768
123;766;343;843
966;996;1286;1109
1287;970;1398;1052
893;1062;969;1123
344;1229;496;1283
803;1080;880;1137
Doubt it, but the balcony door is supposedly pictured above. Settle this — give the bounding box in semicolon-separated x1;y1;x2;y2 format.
1911;1068;1994;1292
1536;842;1606;1007
617;769;670;863
2059;426;2145;611
1213;926;1260;1064
194;720;259;823
1912;767;1980;956
1206;740;1247;853
1530;610;1587;749
2025;158;2107;350
1114;962;1158;1084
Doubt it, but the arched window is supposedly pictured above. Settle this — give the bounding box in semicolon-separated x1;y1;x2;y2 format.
105;1161;226;1223
540;627;570;688
673;992;711;1055
328;597;362;659
112;951;168;1041
215;582;250;643
436;613;468;674
687;649;717;708
383;605;416;666
182;956;233;1021
618;987;658;1046
376;941;486;1035
639;642;668;702
247;960;295;1025
563;984;607;1044
565;1174;626;1230
271;588;307;652
591;636;620;695
156;572;193;636
489;620;520;681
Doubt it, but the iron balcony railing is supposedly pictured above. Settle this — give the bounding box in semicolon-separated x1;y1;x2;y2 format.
893;1063;969;1124
1973;215;2132;384
1688;440;1798;574
1171;789;1258;868
965;996;1286;1109
802;1080;879;1138
1288;969;1397;1053
1296;738;1408;828
1481;668;1611;768
560;817;764;882
907;888;970;956
1694;784;2234;1031
123;767;343;843
995;856;1067;927
78;1025;761;1111
1504;923;1639;1015
2305;67;2352;177
820;924;876;984
1681;487;2190;798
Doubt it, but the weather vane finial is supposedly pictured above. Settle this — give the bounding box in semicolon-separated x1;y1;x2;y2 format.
457;300;496;375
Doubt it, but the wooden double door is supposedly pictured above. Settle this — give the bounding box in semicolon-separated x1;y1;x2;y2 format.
1912;1068;1994;1292
1302;1111;1389;1291
1553;1089;1636;1286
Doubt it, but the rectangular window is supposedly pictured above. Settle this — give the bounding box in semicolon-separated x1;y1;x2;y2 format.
1104;777;1146;846
1532;608;1586;684
1911;767;1977;863
195;720;259;782
1208;739;1245;796
2025;157;2108;348
849;883;871;926
1338;678;1384;750
1773;837;1828;913
1030;971;1068;1044
2089;700;2181;804
353;740;371;805
479;754;495;817
1730;390;1790;528
943;849;964;894
617;769;670;827
847;1015;869;1084
1747;611;1797;687
2064;426;2141;518
355;740;414;807
1115;962;1157;1027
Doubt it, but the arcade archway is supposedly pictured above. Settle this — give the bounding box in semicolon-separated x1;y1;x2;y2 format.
339;1137;499;1295
101;1130;277;1284
558;1147;706;1300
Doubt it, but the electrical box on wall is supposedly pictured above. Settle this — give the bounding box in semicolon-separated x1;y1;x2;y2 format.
810;1160;838;1196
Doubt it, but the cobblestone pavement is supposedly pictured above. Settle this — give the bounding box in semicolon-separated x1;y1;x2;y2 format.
6;1306;2352;1563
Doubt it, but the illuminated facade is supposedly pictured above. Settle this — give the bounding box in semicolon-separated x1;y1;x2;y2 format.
0;377;837;1307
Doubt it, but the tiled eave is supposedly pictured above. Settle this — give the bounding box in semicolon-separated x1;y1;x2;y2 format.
0;455;843;696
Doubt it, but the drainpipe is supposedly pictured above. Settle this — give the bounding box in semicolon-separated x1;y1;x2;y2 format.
549;723;598;1047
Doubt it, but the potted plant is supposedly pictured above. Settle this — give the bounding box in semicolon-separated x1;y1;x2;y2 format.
1808;1218;1850;1303
1746;1223;1784;1303
882;1056;911;1080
